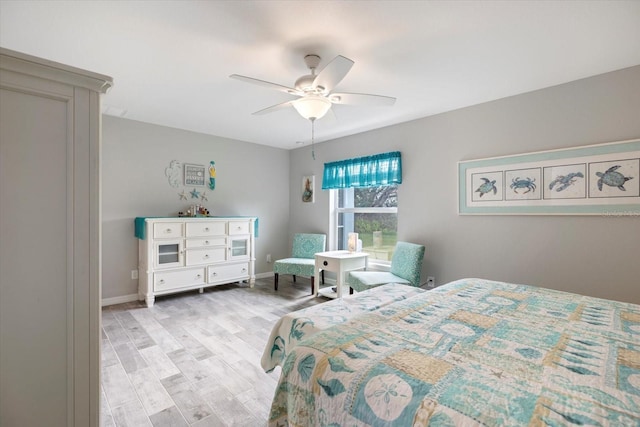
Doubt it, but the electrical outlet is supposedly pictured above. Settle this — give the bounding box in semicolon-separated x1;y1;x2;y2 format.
426;276;435;288
131;269;138;280
266;254;272;263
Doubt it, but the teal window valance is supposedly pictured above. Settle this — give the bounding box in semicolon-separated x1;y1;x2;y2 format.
322;151;402;190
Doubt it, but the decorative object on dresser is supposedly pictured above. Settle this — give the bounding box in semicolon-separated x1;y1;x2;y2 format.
273;233;326;295
347;241;425;293
135;217;256;307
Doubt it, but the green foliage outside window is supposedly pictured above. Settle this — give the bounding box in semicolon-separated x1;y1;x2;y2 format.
354;185;397;208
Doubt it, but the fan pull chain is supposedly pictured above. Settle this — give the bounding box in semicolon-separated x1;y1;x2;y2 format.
311;118;316;160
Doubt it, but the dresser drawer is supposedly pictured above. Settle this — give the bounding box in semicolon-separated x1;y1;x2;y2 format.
185;247;226;265
207;263;249;283
228;220;249;235
154;268;205;292
185;237;226;248
153;222;183;239
186;221;226;237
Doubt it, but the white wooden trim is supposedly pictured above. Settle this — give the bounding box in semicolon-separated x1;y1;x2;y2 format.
1;49;110;427
101;294;140;307
0;47;112;93
255;271;274;279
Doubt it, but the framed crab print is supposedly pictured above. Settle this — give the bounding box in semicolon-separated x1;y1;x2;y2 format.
458;138;640;215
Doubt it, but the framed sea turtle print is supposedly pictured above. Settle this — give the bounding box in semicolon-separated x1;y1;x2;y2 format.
458;138;640;215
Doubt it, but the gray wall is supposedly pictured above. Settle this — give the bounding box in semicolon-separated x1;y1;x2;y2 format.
102;116;290;300
289;66;640;304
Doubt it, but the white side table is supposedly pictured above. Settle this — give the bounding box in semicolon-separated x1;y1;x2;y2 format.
314;250;369;299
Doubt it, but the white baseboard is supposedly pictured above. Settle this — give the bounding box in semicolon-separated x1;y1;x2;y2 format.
101;294;139;307
255;271;337;285
102;272;322;306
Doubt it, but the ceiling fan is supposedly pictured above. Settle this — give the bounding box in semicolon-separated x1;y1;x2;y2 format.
230;54;396;122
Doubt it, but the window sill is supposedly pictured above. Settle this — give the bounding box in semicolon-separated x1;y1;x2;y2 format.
366;259;391;271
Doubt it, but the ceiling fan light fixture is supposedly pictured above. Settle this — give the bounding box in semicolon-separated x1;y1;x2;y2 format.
292;95;332;120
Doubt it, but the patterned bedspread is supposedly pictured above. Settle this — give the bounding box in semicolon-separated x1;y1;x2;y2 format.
262;283;426;372
268;278;640;426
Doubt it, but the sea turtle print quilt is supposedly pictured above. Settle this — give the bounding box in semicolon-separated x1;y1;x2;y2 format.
267;278;640;426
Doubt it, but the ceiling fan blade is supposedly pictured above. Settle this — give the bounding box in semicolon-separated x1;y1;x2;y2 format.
329;92;396;106
312;55;354;93
252;100;294;115
230;74;301;96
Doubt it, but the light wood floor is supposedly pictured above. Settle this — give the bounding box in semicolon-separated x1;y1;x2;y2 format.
101;276;324;427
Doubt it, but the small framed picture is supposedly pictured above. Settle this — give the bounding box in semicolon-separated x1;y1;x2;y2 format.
302;175;315;203
471;171;503;202
505;168;541;201
184;164;206;186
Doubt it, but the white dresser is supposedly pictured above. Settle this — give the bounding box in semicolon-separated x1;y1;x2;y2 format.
137;217;256;307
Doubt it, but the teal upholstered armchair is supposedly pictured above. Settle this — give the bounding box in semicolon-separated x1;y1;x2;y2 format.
274;233;326;295
348;241;425;293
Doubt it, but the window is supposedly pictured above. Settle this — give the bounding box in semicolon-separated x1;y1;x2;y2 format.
322;151;402;265
330;185;398;264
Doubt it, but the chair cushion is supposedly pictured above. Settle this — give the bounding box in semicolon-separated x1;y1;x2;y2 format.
291;233;326;259
389;242;425;287
273;258;315;277
348;271;410;292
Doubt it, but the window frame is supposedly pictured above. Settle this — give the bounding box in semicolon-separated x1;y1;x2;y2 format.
329;187;398;268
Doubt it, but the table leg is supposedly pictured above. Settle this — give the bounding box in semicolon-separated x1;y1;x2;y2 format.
314;265;321;297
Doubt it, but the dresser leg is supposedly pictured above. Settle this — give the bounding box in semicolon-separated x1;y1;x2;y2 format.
145;295;155;308
274;273;279;291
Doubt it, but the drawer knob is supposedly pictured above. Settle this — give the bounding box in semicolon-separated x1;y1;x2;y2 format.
212;272;217;276
204;241;209;245
242;268;247;272
166;228;172;233
204;228;209;232
196;274;202;278
323;261;328;266
159;279;165;284
204;254;209;259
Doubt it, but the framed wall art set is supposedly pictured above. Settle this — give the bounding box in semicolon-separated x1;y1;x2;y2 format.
458;139;640;215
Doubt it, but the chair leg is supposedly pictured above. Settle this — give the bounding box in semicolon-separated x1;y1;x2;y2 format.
311;276;315;295
350;287;354;295
321;270;325;284
274;273;279;291
293;275;296;283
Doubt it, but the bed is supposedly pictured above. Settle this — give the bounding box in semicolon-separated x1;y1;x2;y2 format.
262;278;640;426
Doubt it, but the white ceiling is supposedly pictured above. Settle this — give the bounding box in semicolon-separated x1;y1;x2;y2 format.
1;1;639;149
